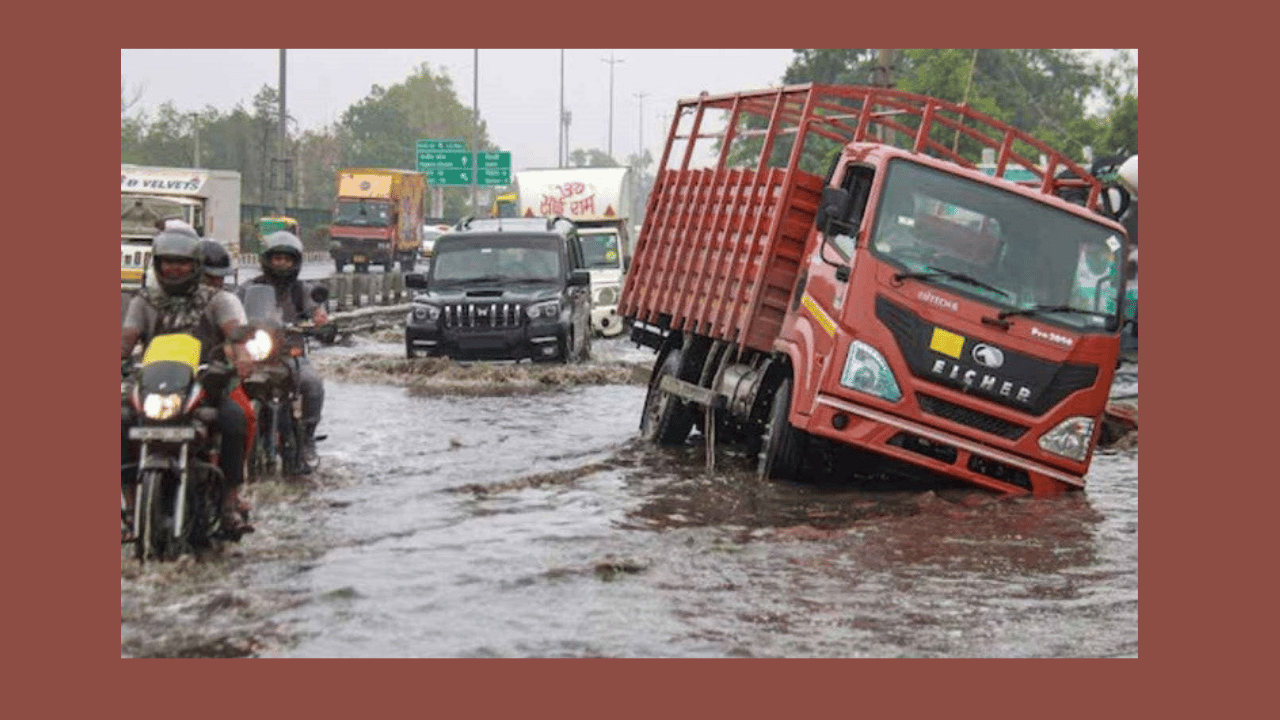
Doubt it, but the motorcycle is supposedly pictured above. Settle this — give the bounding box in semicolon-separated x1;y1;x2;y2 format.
122;332;239;562
241;283;332;478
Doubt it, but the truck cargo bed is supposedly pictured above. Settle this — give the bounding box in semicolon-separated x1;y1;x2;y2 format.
620;167;823;352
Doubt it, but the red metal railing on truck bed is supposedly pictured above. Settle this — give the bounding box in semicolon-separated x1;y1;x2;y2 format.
620;84;1103;352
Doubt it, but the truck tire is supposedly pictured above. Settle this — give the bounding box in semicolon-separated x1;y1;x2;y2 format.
354;263;369;274
758;376;808;481
640;348;694;446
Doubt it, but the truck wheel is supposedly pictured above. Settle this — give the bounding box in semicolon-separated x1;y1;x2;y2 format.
758;376;808;481
354;263;369;274
640;348;693;445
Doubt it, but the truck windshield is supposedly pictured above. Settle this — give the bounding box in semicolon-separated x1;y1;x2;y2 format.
870;159;1126;331
121;196;192;237
431;236;563;283
334;199;391;227
580;232;622;270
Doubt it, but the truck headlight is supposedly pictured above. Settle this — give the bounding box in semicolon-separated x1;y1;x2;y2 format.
143;392;184;421
595;284;619;306
410;304;441;323
527;300;560;320
1038;416;1096;462
840;340;902;402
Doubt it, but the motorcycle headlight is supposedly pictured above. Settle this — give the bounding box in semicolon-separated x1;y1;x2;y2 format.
1038;416;1096;462
411;304;441;323
594;284;619;306
527;299;560;320
840;340;902;402
245;329;274;362
142;392;184;421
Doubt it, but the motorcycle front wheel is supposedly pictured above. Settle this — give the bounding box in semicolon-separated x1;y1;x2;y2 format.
134;470;170;562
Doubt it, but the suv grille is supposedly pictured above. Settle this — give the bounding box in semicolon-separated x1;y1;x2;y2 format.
444;303;522;329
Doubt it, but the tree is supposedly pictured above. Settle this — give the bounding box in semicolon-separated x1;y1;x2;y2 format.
568;148;619;168
340;63;492;220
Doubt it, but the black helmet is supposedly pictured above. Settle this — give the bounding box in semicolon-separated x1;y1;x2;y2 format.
151;230;203;295
260;231;304;283
198;239;234;277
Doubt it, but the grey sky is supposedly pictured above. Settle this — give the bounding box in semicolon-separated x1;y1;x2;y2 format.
120;49;799;172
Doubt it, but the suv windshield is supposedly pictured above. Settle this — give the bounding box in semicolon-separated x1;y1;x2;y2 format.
430;234;563;284
871;159;1127;331
334;199;391;227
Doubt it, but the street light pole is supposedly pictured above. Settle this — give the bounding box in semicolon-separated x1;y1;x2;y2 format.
559;49;565;168
601;52;624;161
472;49;478;217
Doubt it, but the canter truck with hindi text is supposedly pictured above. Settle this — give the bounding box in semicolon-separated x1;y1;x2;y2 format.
329;168;425;273
514;167;637;336
619;84;1133;495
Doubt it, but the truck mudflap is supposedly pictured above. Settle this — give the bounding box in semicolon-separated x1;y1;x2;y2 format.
812;393;1086;494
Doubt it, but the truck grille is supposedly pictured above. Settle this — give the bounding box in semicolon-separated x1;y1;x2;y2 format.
917;393;1028;440
444;303;522;329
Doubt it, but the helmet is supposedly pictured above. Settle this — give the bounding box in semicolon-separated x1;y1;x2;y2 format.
260;231;304;283
151;230;203;295
198;239;234;277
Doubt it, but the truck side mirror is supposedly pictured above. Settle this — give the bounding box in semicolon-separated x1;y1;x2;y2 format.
816;186;853;236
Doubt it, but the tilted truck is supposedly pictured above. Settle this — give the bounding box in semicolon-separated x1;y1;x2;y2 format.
515;167;636;336
619;84;1133;495
329;168;425;273
121;164;241;290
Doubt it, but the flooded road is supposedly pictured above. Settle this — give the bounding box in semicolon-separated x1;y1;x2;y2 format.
121;336;1138;658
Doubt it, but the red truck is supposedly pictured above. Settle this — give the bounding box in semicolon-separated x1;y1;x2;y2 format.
619;84;1133;495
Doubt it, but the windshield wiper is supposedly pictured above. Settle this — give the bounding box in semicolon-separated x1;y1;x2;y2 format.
894;266;1010;298
998;304;1117;326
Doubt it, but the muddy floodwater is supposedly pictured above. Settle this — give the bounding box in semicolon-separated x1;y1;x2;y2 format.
120;335;1138;658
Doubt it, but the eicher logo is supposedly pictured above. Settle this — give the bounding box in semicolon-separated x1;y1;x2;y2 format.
971;343;1004;368
918;290;958;312
1030;326;1075;348
930;358;1032;404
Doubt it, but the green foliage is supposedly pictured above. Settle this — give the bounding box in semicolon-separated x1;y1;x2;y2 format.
569;148;620;167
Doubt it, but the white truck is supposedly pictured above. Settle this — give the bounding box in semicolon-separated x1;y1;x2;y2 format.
514;167;636;336
121;164;242;290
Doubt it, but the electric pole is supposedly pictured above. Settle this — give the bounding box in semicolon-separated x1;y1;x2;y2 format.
472;49;478;217
602;52;624;161
277;49;287;215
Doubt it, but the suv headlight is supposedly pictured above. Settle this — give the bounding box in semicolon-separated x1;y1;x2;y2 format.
410;304;441;323
527;299;560;320
840;340;902;402
1038;416;1096;462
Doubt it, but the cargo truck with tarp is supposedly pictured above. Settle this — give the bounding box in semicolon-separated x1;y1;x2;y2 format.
121;165;241;290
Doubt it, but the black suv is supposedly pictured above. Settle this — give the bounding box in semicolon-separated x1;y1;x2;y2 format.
404;217;593;362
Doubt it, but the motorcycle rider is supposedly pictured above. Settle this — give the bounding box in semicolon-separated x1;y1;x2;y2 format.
241;231;328;467
198;238;257;474
121;229;255;535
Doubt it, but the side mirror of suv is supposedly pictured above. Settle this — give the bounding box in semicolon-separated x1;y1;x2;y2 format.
569;269;591;287
405;272;428;290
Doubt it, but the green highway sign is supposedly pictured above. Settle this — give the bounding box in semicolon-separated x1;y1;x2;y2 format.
425;168;472;186
418;138;467;152
477;168;511;186
476;152;512;187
